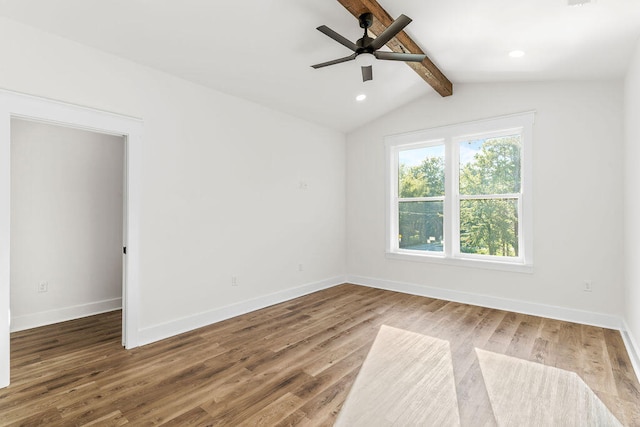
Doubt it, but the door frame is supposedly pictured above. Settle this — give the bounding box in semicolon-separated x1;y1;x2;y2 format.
0;90;142;388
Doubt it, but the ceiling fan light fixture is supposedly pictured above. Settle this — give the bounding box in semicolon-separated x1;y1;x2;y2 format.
356;94;367;102
355;53;375;67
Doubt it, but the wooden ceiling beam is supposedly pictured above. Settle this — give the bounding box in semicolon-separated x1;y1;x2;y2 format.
336;0;453;97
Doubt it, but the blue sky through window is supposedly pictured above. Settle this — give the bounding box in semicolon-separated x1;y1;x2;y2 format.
459;139;483;166
399;145;444;167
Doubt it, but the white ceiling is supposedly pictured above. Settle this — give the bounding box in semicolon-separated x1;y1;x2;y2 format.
0;0;639;132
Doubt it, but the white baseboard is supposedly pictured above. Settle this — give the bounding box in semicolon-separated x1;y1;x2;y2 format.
10;298;122;332
346;275;622;330
621;321;640;382
138;276;346;346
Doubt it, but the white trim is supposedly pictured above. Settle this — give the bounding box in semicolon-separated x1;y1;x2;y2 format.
10;298;122;333
384;252;534;273
444;138;454;258
450;136;460;258
0;89;142;388
0;104;9;389
385;139;395;257
385;111;537;143
138;276;346;346
347;275;621;329
621;321;640;383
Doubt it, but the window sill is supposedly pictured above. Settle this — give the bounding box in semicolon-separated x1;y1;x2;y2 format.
385;251;534;274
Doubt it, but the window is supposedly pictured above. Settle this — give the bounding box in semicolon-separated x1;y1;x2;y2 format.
398;143;445;252
386;112;534;272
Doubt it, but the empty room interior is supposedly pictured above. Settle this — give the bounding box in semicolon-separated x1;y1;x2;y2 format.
1;0;640;425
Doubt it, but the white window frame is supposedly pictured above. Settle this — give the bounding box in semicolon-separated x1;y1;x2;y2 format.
391;138;446;257
385;112;534;273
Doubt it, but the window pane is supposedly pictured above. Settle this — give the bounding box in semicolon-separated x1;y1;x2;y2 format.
399;145;444;198
459;135;521;195
460;199;518;257
399;201;444;252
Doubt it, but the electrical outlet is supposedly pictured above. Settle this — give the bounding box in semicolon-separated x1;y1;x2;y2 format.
231;276;238;286
583;281;593;292
38;281;48;293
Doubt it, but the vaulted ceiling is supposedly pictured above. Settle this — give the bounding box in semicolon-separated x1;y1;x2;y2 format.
0;0;639;132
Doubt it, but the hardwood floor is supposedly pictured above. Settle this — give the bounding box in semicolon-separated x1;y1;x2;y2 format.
1;284;639;426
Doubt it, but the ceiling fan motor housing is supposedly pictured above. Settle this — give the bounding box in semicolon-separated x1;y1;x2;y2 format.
357;37;375;53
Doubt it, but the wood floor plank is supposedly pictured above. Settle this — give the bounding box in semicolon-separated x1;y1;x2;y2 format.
505;315;543;360
237;392;304;426
1;284;638;426
453;352;497;427
202;370;311;425
158;406;213;426
555;321;584;373
484;311;524;353
581;326;618;395
297;367;360;427
80;410;128;426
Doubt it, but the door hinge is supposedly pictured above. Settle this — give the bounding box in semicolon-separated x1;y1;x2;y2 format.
123;246;127;255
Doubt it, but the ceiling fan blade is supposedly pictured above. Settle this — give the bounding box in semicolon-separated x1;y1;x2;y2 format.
316;25;358;52
311;53;357;69
374;51;426;62
369;14;412;51
361;65;373;82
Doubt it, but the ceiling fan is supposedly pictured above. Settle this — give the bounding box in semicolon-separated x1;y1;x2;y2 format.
311;12;426;82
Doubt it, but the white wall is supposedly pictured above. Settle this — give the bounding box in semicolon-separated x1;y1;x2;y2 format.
624;38;640;359
10;119;124;331
347;81;624;319
0;18;346;334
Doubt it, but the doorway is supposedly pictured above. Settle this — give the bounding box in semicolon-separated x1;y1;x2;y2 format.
10;119;125;333
0;90;142;388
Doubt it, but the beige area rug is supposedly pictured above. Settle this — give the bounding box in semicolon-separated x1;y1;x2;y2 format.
334;325;461;426
476;348;622;427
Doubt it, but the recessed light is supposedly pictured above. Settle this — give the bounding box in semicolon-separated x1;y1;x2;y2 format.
509;50;525;58
568;0;592;6
356;94;367;102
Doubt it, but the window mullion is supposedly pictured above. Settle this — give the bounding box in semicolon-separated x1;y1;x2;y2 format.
517;193;524;261
390;148;400;252
445;137;456;258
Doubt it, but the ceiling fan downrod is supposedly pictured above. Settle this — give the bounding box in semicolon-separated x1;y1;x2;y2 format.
357;13;375;54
